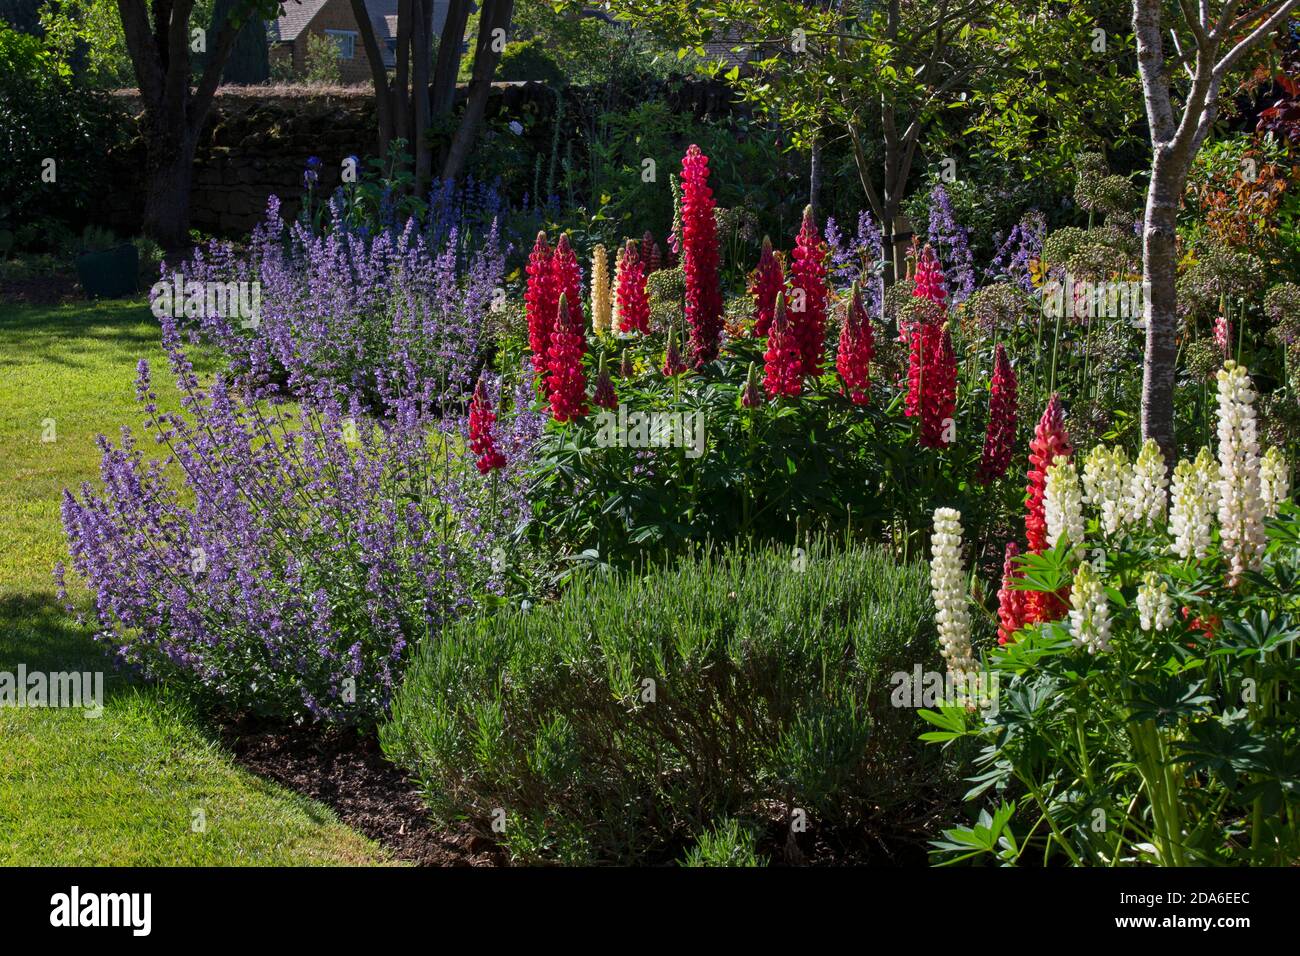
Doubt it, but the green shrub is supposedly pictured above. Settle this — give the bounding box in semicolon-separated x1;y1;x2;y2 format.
0;24;123;242
382;538;945;864
497;37;566;86
304;32;342;86
681;818;766;867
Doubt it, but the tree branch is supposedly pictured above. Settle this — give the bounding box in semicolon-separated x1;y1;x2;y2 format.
1215;0;1298;77
348;0;392;153
117;0;164;109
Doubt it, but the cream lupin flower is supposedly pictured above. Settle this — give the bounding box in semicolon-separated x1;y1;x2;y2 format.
1083;445;1131;535
1136;572;1174;632
1260;446;1290;517
1216;361;1266;585
1069;561;1112;654
611;244;626;332
1045;454;1084;548
930;508;976;681
1169;448;1219;560
1128;438;1169;527
591;245;612;334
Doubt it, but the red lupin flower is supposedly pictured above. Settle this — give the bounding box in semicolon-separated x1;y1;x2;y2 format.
740;361;762;408
680;145;723;367
836;281;875;405
977;343;1018;483
468;374;506;473
662;326;687;377
643;230;661;273
913;243;948;308
918;326;957;448
547;294;588;422
763;292;803;400
750;235;785;337
904;245;948;425
904;321;941;419
615;239;650;334
592;354;618;410
996;541;1027;646
1024;394;1072;623
789;205;830;375
551;234;584;335
525;231;557;376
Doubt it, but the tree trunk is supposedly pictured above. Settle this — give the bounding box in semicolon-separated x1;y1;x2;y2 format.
141;123;197;252
412;0;433;192
1140;154;1182;466
441;0;514;183
349;0;393;154
394;0;411;146
431;0;471;117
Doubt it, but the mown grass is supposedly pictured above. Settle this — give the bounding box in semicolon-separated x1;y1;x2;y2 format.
0;298;390;865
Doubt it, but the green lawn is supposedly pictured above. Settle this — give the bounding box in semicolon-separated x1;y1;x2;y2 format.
0;298;390;865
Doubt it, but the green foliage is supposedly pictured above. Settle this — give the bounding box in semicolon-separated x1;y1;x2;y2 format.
496;37;566;85
0;23;124;242
304;31;343;86
681;818;767;867
38;0;135;87
382;538;944;864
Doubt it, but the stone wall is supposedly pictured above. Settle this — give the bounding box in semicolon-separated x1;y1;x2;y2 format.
102;89;381;237
100;79;740;240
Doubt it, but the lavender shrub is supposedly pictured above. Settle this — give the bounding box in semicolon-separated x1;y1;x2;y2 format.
56;313;539;725
168;197;506;410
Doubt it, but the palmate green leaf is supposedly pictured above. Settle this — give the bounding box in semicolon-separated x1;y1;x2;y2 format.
1213;611;1300;662
1237;736;1300;814
1241;559;1300;598
1170;711;1263;787
1000;673;1063;725
1008;545;1074;594
929;800;1018;866
1125;675;1214;727
918;703;972;742
990;621;1075;671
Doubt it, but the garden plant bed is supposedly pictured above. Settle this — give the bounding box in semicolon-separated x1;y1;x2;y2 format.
6;0;1300;885
216;716;507;867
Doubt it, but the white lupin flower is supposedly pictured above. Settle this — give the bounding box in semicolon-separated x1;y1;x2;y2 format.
1169;448;1219;560
1083;445;1131;535
1136;572;1174;632
1216;361;1266;584
1069;561;1112;653
930;508;976;681
1259;446;1290;517
1045;455;1085;548
1128;438;1169;527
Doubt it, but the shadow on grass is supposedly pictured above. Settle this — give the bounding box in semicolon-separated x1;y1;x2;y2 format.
0;300;160;371
0;592;140;705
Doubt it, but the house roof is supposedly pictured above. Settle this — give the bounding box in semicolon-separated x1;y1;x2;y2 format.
272;0;328;43
272;0;400;58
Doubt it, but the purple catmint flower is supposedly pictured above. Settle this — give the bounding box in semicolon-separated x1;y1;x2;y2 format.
987;209;1046;292
926;185;976;306
57;316;537;725
166;199;505;414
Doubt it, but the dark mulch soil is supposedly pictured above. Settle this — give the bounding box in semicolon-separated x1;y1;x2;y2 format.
216;715;507;867
216;715;944;867
0;275;82;306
